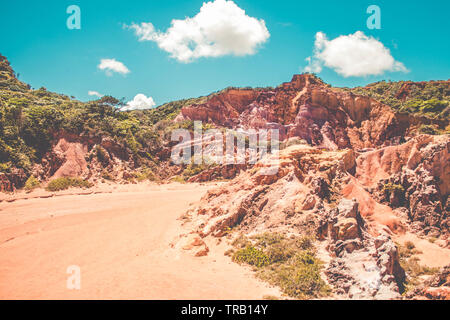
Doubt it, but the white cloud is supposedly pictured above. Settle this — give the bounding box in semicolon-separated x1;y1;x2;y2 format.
88;90;103;98
120;94;156;111
303;56;322;74
304;31;408;77
98;58;130;76
127;0;270;63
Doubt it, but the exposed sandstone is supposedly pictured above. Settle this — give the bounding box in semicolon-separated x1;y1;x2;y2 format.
176;74;436;152
177;129;448;298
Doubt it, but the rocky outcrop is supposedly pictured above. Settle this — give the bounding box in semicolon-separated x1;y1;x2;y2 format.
406;265;450;300
184;144;355;238
179;142;409;298
177;130;449;298
30;132;138;185
354;135;449;237
0;168;27;192
320;199;404;299
177;74;435;151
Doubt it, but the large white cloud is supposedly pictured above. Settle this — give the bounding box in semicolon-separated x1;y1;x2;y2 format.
120;94;156;111
98;58;130;76
304;31;408;77
127;0;270;63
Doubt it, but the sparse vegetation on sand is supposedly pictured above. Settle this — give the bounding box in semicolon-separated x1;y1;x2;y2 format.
397;241;440;294
127;167;158;183
229;233;330;299
45;177;93;191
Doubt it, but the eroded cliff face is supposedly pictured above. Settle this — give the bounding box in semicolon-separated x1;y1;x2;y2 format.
177;74;433;150
353;135;449;238
22;132;160;188
178;133;449;299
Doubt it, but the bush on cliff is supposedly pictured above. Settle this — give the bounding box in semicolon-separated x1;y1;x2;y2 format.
418;124;441;135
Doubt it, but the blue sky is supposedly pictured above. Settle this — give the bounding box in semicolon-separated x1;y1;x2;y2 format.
1;0;449;107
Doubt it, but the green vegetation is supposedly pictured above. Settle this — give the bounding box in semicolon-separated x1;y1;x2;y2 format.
128;167;158;182
230;233;330;299
344;80;449;120
2;50;448;191
233;246;271;268
45;177;93;191
382;182;405;195
182;159;216;179
0;53;219;185
418;124;441;135
397;242;440;294
24;175;40;191
170;175;187;183
406;98;447;114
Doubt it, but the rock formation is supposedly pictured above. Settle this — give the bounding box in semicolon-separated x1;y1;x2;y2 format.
176;74;443;151
178;131;448;298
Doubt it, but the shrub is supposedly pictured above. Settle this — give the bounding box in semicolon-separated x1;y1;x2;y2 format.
95;146;108;164
401;257;439;278
398;241;422;259
101;171;114;181
231;233;329;299
46;177;93;191
405;241;415;250
233;246;271;268
132;168;157;182
382;183;405;202
382;183;405;193
0;162;11;173
24;175;40;191
419;99;447;114
171;175;186;183
419;124;440;135
264;251;330;299
397;242;439;294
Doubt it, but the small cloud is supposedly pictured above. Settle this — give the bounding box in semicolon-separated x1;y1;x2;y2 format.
303;56;322;74
120;94;156;111
303;31;408;77
98;58;130;76
126;0;270;63
88;90;103;98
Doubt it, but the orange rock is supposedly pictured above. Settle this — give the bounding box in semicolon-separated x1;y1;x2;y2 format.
423;287;450;300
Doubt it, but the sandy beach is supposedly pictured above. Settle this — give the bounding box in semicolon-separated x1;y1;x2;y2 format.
0;183;280;300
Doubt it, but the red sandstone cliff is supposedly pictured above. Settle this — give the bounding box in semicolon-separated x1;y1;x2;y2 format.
176;74;444;151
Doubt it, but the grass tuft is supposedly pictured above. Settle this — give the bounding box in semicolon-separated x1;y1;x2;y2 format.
46;177;93;191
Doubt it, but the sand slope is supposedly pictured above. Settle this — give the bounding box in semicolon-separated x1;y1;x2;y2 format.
0;183;279;300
